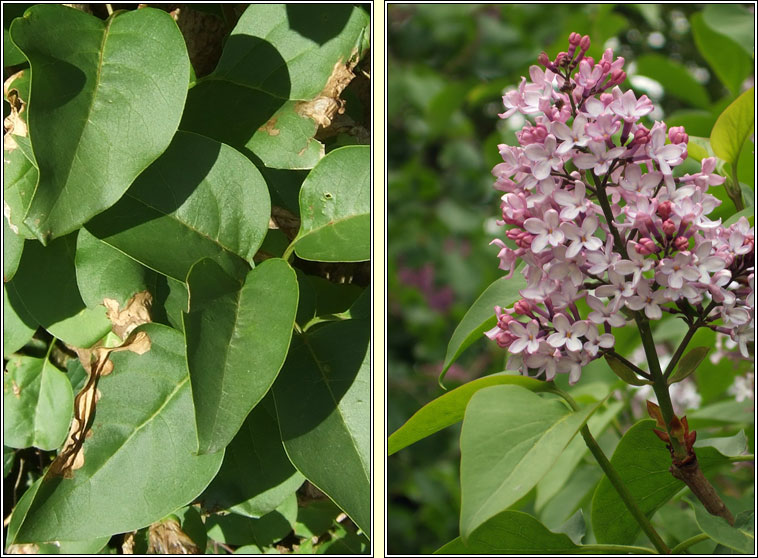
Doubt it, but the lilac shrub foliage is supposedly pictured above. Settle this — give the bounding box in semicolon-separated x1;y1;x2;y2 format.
486;33;755;384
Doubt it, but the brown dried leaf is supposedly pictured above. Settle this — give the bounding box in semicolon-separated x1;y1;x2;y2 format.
104;291;153;340
3;70;29;153
295;54;358;129
258;116;281;136
148;518;199;554
50;330;152;478
5;543;39;554
122;531;136;554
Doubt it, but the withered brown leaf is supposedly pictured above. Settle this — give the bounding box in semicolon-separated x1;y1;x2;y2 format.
49;330;151;478
148;518;199;554
103;290;153;340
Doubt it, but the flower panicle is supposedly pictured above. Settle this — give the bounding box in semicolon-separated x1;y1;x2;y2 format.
487;33;754;385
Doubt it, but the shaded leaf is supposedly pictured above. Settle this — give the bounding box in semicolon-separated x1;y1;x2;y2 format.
9;5;190;241
13;324;224;542
460;385;599;539
440;273;527;385
436;510;579;554
200;395;305;518
86;131;267;282
668;346;710;385
388;373;552;455
294;500;342;539
294;145;370;262
3;285;37;357
205;494;297;547
3;217;25;281
6;233;112;347
273;318;370;536
711;87;755;166
184;258;298;454
3;354;73;450
591;419;733;544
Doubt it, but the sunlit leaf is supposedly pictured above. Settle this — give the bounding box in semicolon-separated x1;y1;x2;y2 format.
460;385;598;539
9;5;190;241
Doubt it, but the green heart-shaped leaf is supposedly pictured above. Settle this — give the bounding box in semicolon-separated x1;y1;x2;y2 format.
460;385;598;539
10;5;190;241
13;324;224;543
293;145;370;262
184;258;298;454
86;131;268;282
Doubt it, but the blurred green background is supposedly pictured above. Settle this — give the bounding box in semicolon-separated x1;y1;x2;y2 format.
387;4;754;554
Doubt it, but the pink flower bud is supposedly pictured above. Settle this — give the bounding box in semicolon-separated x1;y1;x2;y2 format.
633;126;650;145
656;201;672;219
514;299;532;315
662;219;677;237
636;237;659;255
517;233;534;249
538;52;551;67
673;236;689;251
611;69;626;85
668;126;688;145
556;52;568;67
569;32;582;46
580;35;591;51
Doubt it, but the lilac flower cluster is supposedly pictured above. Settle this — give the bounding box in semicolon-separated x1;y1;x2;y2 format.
486;33;755;384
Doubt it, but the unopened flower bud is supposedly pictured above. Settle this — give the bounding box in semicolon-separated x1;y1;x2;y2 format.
569;32;582;46
514;299;532;315
662;219;677;237
636;237;658;255
668;126;688;145
656;201;672;219
580;35;591;51
538;52;551;68
633;126;650;145
610;69;626;85
674;236;689;251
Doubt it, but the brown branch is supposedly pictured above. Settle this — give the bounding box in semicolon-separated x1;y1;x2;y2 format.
670;456;735;525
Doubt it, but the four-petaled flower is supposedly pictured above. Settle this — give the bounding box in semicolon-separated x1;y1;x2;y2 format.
547;313;589;352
